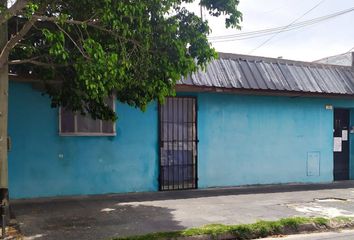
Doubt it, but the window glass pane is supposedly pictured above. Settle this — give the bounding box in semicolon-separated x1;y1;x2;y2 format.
102;120;114;133
61;108;75;132
59;96;116;135
77;114;101;133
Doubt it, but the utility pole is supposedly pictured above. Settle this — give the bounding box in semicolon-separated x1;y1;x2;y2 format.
0;0;9;224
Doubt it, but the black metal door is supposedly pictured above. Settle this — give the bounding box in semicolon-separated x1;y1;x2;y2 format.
159;97;197;190
333;109;350;181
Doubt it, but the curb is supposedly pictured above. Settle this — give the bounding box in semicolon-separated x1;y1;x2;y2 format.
170;220;354;240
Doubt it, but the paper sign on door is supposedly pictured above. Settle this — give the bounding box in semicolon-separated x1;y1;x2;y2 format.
342;130;348;141
334;137;342;152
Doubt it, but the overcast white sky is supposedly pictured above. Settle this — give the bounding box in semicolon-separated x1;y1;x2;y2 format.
190;0;354;62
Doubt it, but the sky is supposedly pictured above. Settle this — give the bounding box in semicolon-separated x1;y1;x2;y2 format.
189;0;354;62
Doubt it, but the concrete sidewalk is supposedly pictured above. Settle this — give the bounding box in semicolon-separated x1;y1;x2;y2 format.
12;182;354;240
260;229;354;240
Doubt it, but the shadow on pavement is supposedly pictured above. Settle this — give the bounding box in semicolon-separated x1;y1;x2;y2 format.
14;201;184;240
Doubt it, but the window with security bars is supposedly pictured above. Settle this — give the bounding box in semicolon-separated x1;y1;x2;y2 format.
59;97;116;136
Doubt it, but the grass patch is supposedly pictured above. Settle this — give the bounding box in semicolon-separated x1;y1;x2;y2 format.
312;217;330;226
113;216;342;240
332;216;354;223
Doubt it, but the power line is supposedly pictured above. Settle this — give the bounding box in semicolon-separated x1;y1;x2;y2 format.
208;7;354;43
209;6;354;41
248;0;326;54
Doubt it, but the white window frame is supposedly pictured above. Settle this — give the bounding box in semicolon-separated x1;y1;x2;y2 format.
58;98;116;137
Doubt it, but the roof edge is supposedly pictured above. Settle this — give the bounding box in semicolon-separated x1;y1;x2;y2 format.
217;52;353;69
176;84;354;99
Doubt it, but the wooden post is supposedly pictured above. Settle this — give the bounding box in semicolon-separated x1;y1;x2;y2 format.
0;0;9;221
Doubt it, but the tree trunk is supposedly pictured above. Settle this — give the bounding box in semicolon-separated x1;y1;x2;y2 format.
0;0;9;224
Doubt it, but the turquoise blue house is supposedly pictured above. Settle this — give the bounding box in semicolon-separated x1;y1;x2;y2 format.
8;53;354;199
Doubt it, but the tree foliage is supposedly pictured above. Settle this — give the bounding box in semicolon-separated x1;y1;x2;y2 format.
1;0;241;120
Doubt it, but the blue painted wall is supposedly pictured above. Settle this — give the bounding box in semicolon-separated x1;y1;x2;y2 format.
192;93;354;188
9;82;159;199
8;82;354;199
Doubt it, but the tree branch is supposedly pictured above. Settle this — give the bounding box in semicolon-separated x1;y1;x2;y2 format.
0;13;144;68
9;73;62;84
54;23;89;59
9;58;68;67
0;0;29;25
32;15;143;48
0;15;36;68
33;15;95;26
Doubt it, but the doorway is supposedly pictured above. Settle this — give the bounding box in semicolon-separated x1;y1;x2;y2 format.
159;97;198;190
333;109;350;181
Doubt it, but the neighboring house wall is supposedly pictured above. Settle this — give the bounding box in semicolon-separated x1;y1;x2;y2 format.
8;82;354;199
9;82;159;199
193;92;354;188
315;52;354;66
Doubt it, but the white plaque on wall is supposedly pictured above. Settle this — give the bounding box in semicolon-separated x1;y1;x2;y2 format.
342;130;348;141
334;137;342;152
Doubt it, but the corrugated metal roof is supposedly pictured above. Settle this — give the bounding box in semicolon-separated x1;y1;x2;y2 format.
179;53;354;96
